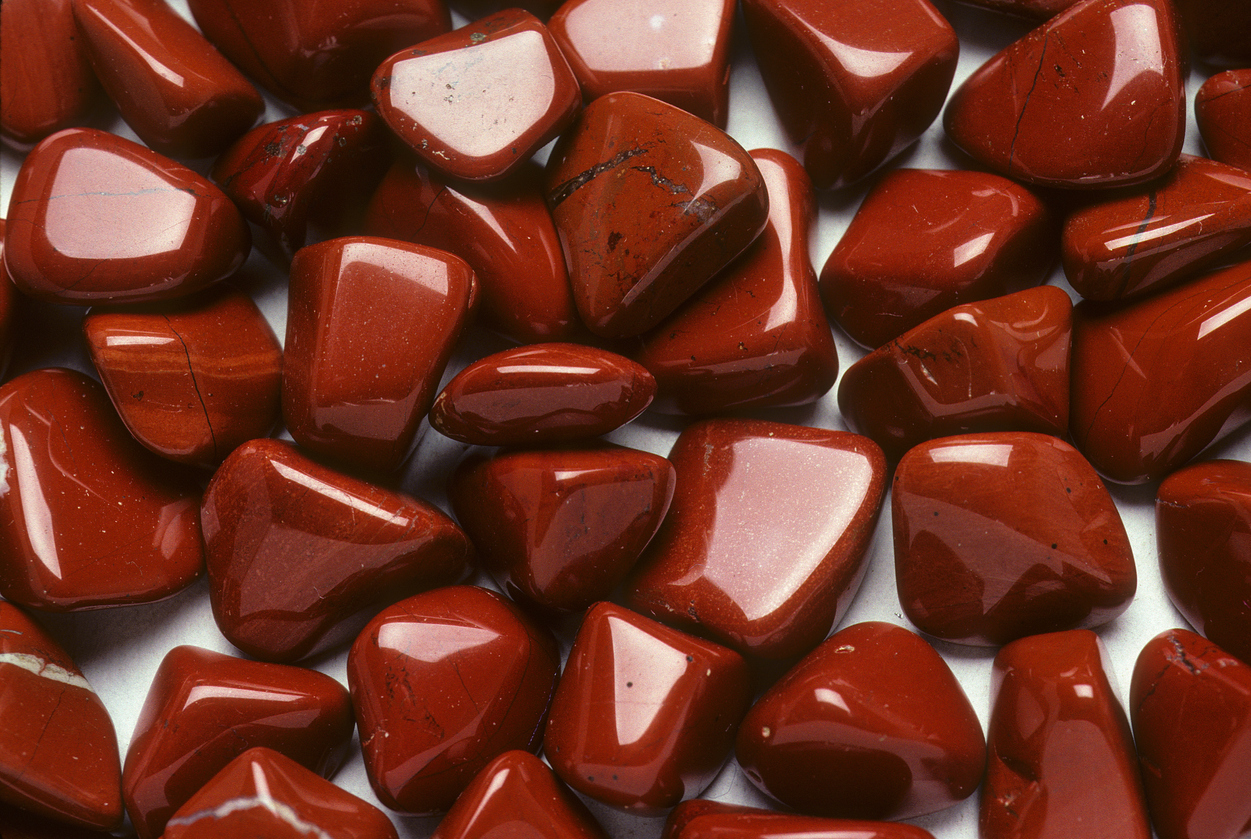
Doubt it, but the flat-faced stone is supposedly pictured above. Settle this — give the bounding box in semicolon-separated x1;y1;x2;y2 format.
545;91;769;338
663;801;938;839
736;621;985;820
1070;259;1251;484
1130;629;1251;839
1196;69;1251;175
544;602;751;814
122;645;355;839
283;236;474;473
0;368;203;611
347;585;560;816
893;432;1135;646
82;289;283;469
3;128;250;305
636;148;838;415
819;168;1054;349
838;286;1072;463
624;419;886;662
982;630;1150;839
1175;0;1251;68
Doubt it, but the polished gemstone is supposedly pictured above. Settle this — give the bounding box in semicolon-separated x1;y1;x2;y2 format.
636;148;838;415
544;602;751;814
0;368;203;611
944;0;1185;188
735;621;985;820
625;419;886;661
545;91;769;338
819;168;1054;349
82;289;283;469
1196;69;1251;175
348;586;560;816
1175;0;1251;68
893;432;1136;645
203;438;473;662
837;286;1072;463
4;128;250;305
663;801;939;839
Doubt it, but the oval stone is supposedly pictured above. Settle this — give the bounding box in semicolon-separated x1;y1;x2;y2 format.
1196;68;1251;175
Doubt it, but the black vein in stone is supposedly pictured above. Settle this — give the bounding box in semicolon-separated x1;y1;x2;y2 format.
548;147;647;207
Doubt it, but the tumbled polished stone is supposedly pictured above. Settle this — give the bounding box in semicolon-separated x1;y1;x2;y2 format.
544;602;751;814
945;0;1185;189
348;585;560;816
0;602;121;830
1175;0;1251;68
736;621;985;820
1070;259;1251;484
981;630;1151;839
4;128;250;305
82;289;283;469
0;368;203;611
122;645;354;839
1130;629;1251;839
449;446;674;614
545;91;769;338
636;148;838;415
663;801;938;839
838;286;1072;462
893;432;1135;646
819;168;1053;349
203;438;473;662
625;419;886;661
283;236;474;473
1196;69;1251;175
548;0;735;127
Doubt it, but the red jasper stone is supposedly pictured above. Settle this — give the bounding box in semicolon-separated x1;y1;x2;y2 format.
3;128;250;305
981;630;1151;839
0;368;203;611
1070;259;1251;484
544;602;751;814
203;438;473;662
1196;69;1251;175
186;0;451;109
624;419;887;662
735;621;985;820
819;168;1054;350
282;236;474;473
944;0;1186;189
662;800;938;839
372;9;580;182
1156;460;1251;667
0;801;122;839
82;289;283;469
163;748;397;839
347;585;560;816
545;91;769;338
0;221;16;379
636;148;838;415
1175;0;1251;68
1130;629;1251;839
70;0;263;159
548;0;735;128
122;645;354;839
838;286;1072;463
741;0;958;190
0;602;121;830
431;750;608;839
947;0;1078;18
893;432;1135;646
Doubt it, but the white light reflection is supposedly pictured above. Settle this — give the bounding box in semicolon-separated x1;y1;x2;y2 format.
929;442;1014;468
611;617;689;747
952;233;994;269
1101;5;1165;109
1198;293;1251;340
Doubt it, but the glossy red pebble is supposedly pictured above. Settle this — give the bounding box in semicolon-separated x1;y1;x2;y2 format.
1069;258;1251;484
893;432;1135;646
636;148;838;415
282;236;474;473
3;128;250;305
202;438;473;662
82;289;283;469
1174;0;1251;68
625;419;886;661
122;645;355;839
981;630;1151;839
735;621;986;820
838;286;1072;463
545;91;769;338
0;368;203;611
544;602;751;814
347;585;560;816
1196;69;1251;175
662;800;938;839
1130;629;1251;839
819;168;1053;349
944;0;1185;189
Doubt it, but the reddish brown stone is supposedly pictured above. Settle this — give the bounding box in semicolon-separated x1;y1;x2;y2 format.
663;801;938;839
1175;0;1251;68
0;801;122;839
1196;69;1251;175
0;220;16;380
948;0;1078;18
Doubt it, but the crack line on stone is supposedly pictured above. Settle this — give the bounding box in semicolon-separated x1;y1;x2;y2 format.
548;147;648;207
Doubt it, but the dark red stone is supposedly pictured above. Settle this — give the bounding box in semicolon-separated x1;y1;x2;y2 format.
1175;0;1251;68
662;801;938;839
0;801;122;839
948;0;1078;18
0;220;15;380
1196;69;1251;175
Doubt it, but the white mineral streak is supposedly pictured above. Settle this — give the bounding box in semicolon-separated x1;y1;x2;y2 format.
0;652;93;691
164;765;332;839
